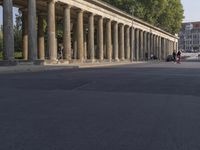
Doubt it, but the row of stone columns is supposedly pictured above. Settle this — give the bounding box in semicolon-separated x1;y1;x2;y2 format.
3;0;37;61
3;0;14;61
1;0;178;63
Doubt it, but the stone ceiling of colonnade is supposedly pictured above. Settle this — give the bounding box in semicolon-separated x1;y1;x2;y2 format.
9;0;96;26
0;0;177;41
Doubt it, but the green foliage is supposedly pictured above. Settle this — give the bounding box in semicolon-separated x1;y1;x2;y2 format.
0;9;23;59
14;10;22;52
0;51;22;60
101;0;184;34
56;19;64;46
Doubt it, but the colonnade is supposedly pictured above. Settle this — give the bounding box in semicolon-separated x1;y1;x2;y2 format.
1;0;178;64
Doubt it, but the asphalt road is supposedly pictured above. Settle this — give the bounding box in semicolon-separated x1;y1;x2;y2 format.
1;62;200;150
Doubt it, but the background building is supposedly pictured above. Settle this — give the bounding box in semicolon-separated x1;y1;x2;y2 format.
179;22;200;52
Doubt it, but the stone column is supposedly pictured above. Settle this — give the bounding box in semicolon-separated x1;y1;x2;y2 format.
143;32;147;57
163;38;166;59
153;35;155;56
167;40;170;56
106;19;112;62
63;5;71;62
88;13;95;61
171;41;173;53
156;36;158;57
63;5;72;62
165;39;168;57
38;15;45;60
147;33;151;60
125;26;130;60
154;36;157;58
77;10;84;62
22;10;28;60
47;0;57;62
119;24;124;61
113;22;119;61
28;0;37;61
135;29;139;61
156;36;159;57
3;0;14;61
151;34;154;56
72;23;77;59
98;17;103;61
140;30;144;60
158;37;162;60
155;35;157;56
83;26;87;60
130;27;135;61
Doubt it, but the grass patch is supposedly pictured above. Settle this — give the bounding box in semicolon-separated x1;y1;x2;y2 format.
0;51;23;60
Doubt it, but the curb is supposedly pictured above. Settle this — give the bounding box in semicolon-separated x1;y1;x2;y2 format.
0;62;147;74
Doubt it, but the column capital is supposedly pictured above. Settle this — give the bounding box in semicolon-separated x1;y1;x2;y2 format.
77;9;84;13
118;23;124;27
104;18;111;22
112;21;118;24
130;26;135;30
125;25;130;29
88;12;95;17
96;15;103;19
63;4;71;9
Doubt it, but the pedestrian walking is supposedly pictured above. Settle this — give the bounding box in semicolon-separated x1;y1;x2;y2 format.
176;51;181;64
145;52;148;61
172;50;176;62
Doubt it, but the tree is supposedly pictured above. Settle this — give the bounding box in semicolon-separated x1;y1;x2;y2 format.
14;10;22;52
157;0;184;34
101;0;184;34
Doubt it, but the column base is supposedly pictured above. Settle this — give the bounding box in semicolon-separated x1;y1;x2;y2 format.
120;58;125;61
58;59;70;64
98;59;104;63
45;59;58;64
103;59;113;63
114;58;120;62
86;59;96;63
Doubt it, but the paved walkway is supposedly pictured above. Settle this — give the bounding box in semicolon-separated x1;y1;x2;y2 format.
0;61;145;74
1;62;200;150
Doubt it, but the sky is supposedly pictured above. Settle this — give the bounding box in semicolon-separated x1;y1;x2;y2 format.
181;0;200;22
0;0;200;24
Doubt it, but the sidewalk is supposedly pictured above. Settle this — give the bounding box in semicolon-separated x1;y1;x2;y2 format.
0;61;145;74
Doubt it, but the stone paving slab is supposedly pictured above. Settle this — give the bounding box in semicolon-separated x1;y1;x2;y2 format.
1;63;200;150
0;65;78;74
1;61;199;74
0;62;144;74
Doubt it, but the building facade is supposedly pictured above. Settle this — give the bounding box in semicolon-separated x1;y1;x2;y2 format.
179;22;200;52
0;0;178;64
